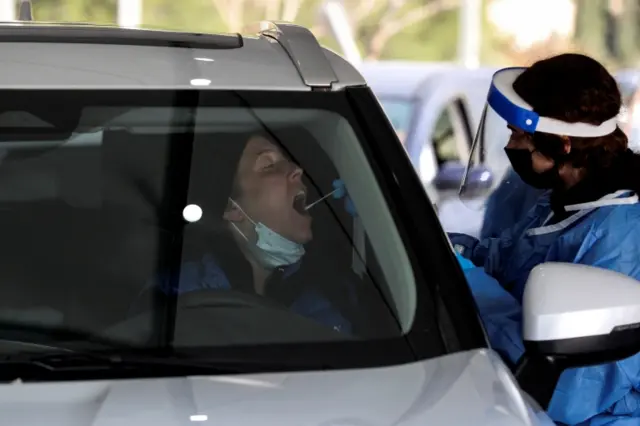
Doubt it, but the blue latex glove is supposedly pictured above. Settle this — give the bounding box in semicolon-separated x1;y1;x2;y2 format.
332;179;357;217
455;252;475;270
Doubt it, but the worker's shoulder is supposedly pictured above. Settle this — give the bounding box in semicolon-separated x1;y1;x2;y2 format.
0;21;366;91
589;197;640;232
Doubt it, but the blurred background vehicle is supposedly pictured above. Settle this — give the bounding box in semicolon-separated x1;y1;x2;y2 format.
360;62;495;194
616;68;640;151
360;61;496;234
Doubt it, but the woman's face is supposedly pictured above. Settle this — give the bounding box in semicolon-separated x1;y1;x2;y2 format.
506;125;555;173
224;135;313;245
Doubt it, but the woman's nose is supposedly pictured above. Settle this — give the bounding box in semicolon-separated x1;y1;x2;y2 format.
289;164;303;181
506;134;530;150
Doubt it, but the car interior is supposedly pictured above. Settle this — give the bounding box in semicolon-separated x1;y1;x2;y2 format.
0;105;414;349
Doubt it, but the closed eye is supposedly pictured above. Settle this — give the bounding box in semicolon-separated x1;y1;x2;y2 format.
255;152;279;170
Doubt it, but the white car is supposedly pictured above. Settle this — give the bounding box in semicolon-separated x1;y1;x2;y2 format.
0;12;638;426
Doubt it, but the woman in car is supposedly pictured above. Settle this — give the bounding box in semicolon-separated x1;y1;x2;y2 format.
131;132;364;335
451;53;640;425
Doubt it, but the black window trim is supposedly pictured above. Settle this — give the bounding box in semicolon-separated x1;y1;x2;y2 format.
345;87;488;354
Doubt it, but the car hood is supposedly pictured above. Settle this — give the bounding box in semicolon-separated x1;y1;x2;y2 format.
0;349;544;426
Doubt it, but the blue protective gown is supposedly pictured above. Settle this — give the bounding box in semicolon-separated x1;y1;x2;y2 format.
452;189;640;426
456;254;525;363
480;167;547;239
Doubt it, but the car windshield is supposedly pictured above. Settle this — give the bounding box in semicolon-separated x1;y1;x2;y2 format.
0;89;467;378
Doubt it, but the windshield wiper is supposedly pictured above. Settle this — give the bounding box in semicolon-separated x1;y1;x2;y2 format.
0;323;335;382
0;349;246;382
0;347;332;383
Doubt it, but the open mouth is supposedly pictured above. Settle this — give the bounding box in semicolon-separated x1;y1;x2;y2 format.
293;189;308;215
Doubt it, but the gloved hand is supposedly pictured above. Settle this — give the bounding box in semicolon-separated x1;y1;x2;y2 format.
332;179;357;217
448;232;480;259
455;252;475;270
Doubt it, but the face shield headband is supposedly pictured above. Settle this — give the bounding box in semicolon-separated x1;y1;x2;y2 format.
488;67;619;137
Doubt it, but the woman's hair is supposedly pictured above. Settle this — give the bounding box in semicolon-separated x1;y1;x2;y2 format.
513;53;629;171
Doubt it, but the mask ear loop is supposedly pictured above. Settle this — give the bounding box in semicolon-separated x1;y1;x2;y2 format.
228;198;256;242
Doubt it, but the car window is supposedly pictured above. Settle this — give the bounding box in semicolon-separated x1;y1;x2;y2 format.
0;89;466;375
431;106;462;165
377;98;414;143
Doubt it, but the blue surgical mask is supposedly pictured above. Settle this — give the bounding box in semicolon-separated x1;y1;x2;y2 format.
229;199;305;269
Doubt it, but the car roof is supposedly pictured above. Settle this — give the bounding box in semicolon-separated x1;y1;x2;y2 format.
0;22;366;90
615;68;640;100
616;68;640;84
359;60;456;97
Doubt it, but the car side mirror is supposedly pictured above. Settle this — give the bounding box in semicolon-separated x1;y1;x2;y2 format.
434;161;493;195
514;262;640;409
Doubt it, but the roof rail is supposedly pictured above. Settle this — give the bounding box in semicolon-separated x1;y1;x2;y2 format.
0;26;242;49
259;21;338;90
18;0;33;21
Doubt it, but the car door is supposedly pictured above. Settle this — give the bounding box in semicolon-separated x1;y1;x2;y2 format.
429;100;473;199
429;100;488;237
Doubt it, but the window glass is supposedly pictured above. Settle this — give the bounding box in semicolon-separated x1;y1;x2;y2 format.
432;108;461;164
378;98;414;136
0;90;430;374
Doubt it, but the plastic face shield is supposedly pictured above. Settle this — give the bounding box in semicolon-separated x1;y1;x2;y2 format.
458;67;619;211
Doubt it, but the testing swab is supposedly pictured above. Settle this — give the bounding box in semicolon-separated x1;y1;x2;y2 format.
305;188;340;211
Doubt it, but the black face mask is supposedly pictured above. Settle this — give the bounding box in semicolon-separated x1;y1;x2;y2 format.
504;148;560;189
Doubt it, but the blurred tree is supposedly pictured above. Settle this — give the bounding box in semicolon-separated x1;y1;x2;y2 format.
142;0;225;33
485;0;640;69
208;0;311;32
352;0;459;59
381;3;459;61
574;0;608;60
32;0;116;23
204;0;462;60
611;0;640;67
28;0;471;63
495;33;579;66
570;0;640;69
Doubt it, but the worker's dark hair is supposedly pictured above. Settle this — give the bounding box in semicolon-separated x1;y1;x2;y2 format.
513;53;634;174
